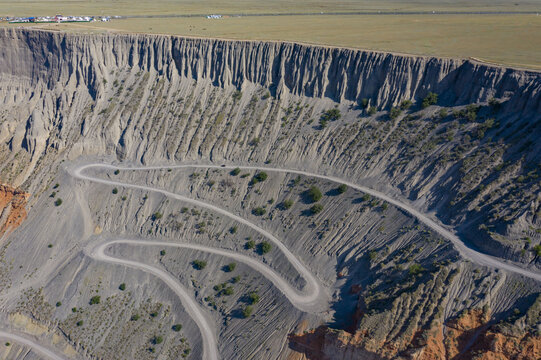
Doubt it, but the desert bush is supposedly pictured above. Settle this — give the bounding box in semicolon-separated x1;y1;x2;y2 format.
242;305;253;318
337;184;347;194
225;262;237;272
422;92;438;108
54;198;63;206
193;260;207;270
245;240;255;249
251;172;268;184
112;188;118;194
152;336;164;345
89;296;101;305
258;241;272;255
232;90;242;101
310;204;324;214
400;100;413;110
248;292;260;304
172;324;182;332
321;108;342;122
439;108;448;118
307;186;322;203
361;98;369;108
408;263;424;276
231;168;241;176
252;207;266;216
119;283;126;291
281;199;294;209
152;212;163;221
368;106;377;115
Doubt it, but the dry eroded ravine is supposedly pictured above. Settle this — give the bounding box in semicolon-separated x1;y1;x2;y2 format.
71;162;541;360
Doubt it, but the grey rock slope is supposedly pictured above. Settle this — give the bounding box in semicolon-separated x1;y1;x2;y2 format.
0;28;540;359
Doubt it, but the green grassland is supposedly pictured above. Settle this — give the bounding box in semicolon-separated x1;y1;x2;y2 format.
1;1;541;69
1;0;541;16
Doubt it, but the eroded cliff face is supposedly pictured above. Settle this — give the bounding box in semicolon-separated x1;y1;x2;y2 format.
0;184;28;236
1;28;540;111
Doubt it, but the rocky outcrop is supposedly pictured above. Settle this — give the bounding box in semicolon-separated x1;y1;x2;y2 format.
0;184;28;236
290;296;541;360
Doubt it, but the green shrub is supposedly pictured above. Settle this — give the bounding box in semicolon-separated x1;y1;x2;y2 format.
408;263;424;276
160;249;166;256
361;98;369;108
54;198;62;207
252;207;266;216
321;108;342;122
152;336;164;345
5;342;10;346
76;320;83;326
251;172;268;184
281;199;294;210
230;225;238;234
119;283;126;291
245;240;256;249
439;108;448;118
242;305;253;318
248;292;260;304
152;212;163;221
337;184;347;194
50;192;56;198
258;241;272;255
172;324;182;332
193;260;207;270
422;92;438;108
225;262;236;272
223;286;234;296
368;106;377;115
47;244;53;248
389;107;402;119
533;245;541;256
231;168;241;176
310;204;324;214
71;307;77;313
232;90;242;101
89;295;101;305
307;186;322;203
400;100;413;110
112;188;118;194
53;183;59;189
362;194;371;202
55;301;62;307
131;314;140;321
114;169;120;175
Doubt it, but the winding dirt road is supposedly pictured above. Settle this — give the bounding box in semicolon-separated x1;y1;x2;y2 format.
85;241;219;360
70;161;541;360
0;331;65;360
74;162;541;282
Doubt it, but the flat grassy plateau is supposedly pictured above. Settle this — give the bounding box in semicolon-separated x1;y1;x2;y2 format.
1;1;541;69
